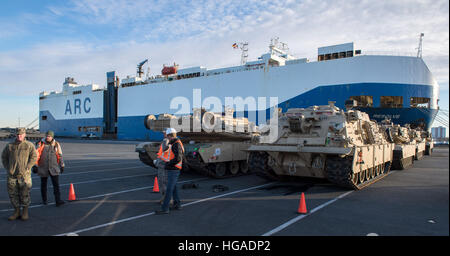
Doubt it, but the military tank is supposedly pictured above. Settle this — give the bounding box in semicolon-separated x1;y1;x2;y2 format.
381;120;417;170
422;130;434;156
247;102;394;190
408;127;427;160
136;108;258;178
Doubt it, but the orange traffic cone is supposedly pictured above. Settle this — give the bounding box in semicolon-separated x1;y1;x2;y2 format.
153;177;160;193
297;192;307;214
68;183;76;201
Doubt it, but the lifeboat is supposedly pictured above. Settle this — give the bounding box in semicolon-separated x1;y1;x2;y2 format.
161;63;178;75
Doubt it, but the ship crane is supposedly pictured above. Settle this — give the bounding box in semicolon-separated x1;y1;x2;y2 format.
137;59;148;78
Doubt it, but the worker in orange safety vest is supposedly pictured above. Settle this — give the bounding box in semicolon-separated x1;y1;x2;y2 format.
34;130;65;207
155;128;184;214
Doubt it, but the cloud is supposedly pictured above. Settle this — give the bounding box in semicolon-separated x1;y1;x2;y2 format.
0;0;448;126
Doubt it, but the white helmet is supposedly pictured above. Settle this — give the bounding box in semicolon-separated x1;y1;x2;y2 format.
166;127;177;135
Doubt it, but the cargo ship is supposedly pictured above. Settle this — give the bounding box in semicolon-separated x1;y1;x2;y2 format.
39;38;440;140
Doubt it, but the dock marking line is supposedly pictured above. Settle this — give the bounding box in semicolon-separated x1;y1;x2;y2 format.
0;177;208;212
262;170;397;236
0;165;148;182
55;182;277;236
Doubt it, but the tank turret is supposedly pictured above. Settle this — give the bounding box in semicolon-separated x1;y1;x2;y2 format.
381;119;417;169
137;108;258;178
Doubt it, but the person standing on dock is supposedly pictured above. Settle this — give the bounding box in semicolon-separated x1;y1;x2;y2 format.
156;128;184;214
1;128;37;221
34;130;65;207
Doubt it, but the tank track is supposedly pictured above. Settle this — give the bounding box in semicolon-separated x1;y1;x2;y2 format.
247;152;282;181
425;145;432;156
415;150;424;160
138;152;156;168
392;151;414;170
248;152;392;189
326;156;392;190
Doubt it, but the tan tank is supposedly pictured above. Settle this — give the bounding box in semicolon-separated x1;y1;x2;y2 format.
408;127;427;160
423;130;434;155
381;120;416;170
247;102;394;190
136;108;258;178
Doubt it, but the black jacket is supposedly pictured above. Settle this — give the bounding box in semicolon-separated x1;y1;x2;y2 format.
165;138;183;170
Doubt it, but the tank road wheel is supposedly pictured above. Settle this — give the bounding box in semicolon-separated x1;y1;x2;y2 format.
239;161;249;174
368;168;375;179
383;161;392;174
230;161;240;175
214;163;227;177
352;173;359;185
375;165;381;176
359;170;366;183
366;168;372;180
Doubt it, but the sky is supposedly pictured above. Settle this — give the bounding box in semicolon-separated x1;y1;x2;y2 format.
0;0;448;132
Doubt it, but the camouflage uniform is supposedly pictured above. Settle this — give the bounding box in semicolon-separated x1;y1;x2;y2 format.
1;133;37;210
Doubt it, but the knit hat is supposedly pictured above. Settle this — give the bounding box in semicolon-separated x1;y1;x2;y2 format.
46;130;55;137
17;128;26;135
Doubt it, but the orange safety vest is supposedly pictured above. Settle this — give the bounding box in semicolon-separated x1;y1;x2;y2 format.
36;141;61;166
156;143;171;162
160;139;184;170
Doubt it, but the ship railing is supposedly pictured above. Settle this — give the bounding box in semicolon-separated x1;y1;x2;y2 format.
294;50;418;64
358;51;417;57
134;65;266;86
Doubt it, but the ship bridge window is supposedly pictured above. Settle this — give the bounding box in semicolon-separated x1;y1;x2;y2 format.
349;96;373;107
41;116;47;121
380;96;403;108
410;97;430;108
73;90;82;95
318;51;354;62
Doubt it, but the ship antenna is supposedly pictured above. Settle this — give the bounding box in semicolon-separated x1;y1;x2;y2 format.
232;42;249;65
416;33;424;58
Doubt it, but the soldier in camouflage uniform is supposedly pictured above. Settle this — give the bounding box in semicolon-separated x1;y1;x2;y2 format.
1;128;37;221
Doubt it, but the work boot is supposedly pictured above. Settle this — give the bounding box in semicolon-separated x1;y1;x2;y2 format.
155;209;170;215
170;203;182;210
21;207;29;221
8;208;21;221
56;200;65;207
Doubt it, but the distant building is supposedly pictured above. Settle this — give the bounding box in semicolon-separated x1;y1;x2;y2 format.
431;126;446;139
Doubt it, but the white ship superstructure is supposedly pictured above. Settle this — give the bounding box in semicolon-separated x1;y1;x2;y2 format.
39;39;440;140
39;77;105;136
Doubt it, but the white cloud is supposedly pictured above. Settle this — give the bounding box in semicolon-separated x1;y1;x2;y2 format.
0;0;448;126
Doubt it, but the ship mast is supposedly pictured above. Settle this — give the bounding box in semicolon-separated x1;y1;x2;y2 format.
233;42;249;65
416;33;424;58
